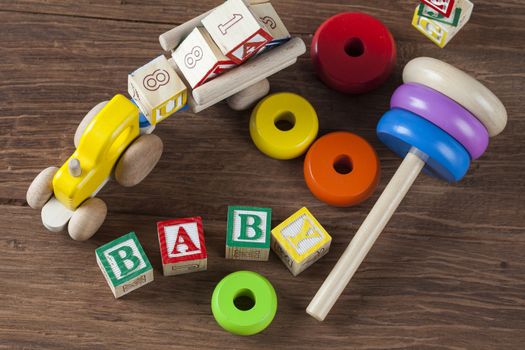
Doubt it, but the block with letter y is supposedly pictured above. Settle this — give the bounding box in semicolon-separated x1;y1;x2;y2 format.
271;207;331;276
226;206;272;261
157;217;207;276
96;232;154;298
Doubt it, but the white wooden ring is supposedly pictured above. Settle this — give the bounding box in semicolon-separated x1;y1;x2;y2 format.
403;57;507;137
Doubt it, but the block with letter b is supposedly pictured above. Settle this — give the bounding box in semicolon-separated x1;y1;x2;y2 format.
172;27;236;89
157;217;207;276
251;2;290;50
412;0;473;48
96;232;154;298
201;0;273;64
128;55;187;125
271;207;331;276
226;206;272;261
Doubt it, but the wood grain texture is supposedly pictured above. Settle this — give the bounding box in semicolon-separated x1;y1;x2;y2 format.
0;1;524;349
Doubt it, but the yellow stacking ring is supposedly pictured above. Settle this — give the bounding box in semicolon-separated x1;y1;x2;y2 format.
249;93;319;160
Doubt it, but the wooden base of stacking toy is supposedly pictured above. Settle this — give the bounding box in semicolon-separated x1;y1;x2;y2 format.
96;232;154;298
307;57;507;321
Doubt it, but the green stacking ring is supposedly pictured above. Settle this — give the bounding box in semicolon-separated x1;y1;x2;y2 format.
211;271;277;336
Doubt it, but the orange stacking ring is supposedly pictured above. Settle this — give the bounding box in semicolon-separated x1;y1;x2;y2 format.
304;132;380;207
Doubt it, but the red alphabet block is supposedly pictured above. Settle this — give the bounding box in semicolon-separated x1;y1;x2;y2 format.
157;217;207;276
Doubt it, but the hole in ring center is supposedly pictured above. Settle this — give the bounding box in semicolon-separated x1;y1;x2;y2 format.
274;111;296;131
334;155;353;174
345;37;365;57
233;288;256;311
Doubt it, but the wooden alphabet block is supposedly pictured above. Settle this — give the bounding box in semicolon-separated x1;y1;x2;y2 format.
271;207;331;276
250;2;290;49
417;2;462;26
96;232;153;298
172;27;236;88
226;206;272;261
201;0;273;64
128;55;187;125
157;217;207;276
412;0;473;48
420;0;455;18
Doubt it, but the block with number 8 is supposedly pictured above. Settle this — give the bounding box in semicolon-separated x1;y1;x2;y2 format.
128;55;187;125
201;0;273;64
173;27;236;89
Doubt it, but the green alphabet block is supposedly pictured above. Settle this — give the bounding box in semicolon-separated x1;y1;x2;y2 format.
226;206;272;261
96;232;154;298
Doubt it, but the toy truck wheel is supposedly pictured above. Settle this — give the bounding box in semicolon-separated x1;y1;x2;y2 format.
26;167;59;209
115;134;163;187
68;197;107;241
227;79;270;111
74;101;109;147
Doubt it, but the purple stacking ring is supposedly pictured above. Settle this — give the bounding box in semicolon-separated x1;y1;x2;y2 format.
390;83;489;159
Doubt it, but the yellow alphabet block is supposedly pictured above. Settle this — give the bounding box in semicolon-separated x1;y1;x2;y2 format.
271;207;331;276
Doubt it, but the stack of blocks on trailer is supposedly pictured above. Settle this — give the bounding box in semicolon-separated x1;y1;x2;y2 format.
96;232;154;298
157;217;207;276
271;207;332;276
412;0;474;48
226;206;272;261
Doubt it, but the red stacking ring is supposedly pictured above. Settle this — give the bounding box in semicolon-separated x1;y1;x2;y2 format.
311;12;396;94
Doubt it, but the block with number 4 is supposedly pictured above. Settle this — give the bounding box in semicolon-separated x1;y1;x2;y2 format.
202;0;273;64
271;207;331;276
96;232;154;298
128;55;187;125
173;27;236;88
226;206;272;261
157;217;207;276
412;0;473;48
251;2;290;49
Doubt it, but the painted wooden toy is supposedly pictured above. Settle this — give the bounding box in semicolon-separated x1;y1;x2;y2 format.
96;232;154;298
250;93;319;160
157;217;207;276
271;207;332;276
420;0;455;18
27;95;165;241
304;132;380;207
311;12;396;94
225;206;272;261
159;0;305;112
27;1;304;240
307;57;507;321
250;2;291;50
413;0;474;48
201;0;273;64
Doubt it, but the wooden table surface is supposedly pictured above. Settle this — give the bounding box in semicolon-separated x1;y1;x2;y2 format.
1;0;524;349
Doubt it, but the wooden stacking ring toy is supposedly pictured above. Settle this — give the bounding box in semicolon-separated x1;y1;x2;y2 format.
304;132;380;207
311;12;396;94
391;83;489;159
211;271;277;336
307;57;507;322
403;57;508;136
250;92;319;160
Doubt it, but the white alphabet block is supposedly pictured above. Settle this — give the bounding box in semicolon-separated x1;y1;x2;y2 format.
251;2;290;49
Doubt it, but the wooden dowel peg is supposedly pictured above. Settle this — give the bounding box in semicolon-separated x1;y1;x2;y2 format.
68;158;82;177
306;148;427;321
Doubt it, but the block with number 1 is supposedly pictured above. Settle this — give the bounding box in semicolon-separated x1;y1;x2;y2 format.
201;0;273;64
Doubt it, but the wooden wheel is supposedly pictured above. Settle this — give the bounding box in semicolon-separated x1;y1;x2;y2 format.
26;167;59;209
68;198;107;241
115;134;163;187
227;79;270;111
74;101;108;147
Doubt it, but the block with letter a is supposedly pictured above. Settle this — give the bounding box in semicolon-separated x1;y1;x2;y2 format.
250;2;290;50
172;27;236;89
157;217;207;276
420;0;455;18
128;55;187;125
201;0;273;64
271;207;332;276
95;232;154;298
226;206;272;261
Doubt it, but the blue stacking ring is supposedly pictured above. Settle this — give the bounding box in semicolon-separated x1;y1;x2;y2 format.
377;108;470;182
